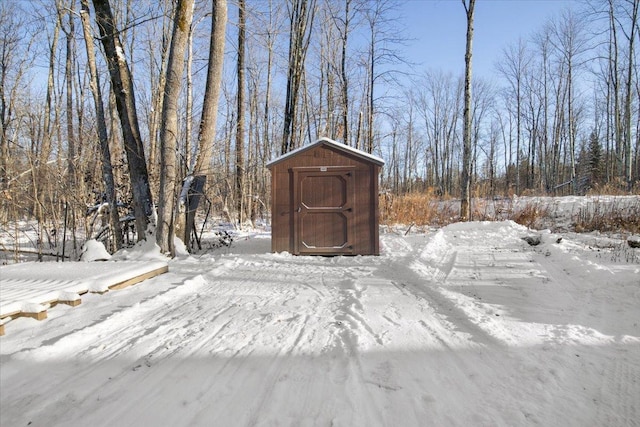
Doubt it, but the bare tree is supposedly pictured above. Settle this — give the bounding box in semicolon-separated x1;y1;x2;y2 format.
176;0;227;246
417;70;461;195
156;0;194;254
191;0;227;175
496;39;531;195
531;26;554;192
548;9;589;193
236;0;246;225
80;0;122;250
40;20;60;174
92;0;155;240
588;0;638;189
57;0;77;188
0;2;33;190
145;3;172;181
332;0;357;145
316;3;339;140
362;0;404;154
470;78;495;191
622;0;639;189
184;7;210;175
282;0;316;154
460;0;475;220
260;0;282;162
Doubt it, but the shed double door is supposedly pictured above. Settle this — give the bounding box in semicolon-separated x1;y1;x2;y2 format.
292;167;355;255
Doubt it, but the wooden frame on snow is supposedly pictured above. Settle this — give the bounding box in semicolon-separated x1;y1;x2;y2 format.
0;263;168;336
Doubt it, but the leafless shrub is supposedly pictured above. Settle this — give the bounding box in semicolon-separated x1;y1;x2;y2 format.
510;202;552;230
572;198;640;234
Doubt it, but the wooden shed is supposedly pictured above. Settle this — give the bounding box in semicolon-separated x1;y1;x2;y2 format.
267;137;384;255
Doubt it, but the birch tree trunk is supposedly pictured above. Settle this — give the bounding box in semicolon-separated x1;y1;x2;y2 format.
175;0;227;246
147;13;171;182
191;0;227;174
157;0;194;255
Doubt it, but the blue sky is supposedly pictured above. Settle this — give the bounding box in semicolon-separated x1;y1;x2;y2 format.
399;0;577;80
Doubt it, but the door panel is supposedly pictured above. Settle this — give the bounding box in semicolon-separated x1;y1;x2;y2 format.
300;175;347;208
293;167;355;255
301;212;348;249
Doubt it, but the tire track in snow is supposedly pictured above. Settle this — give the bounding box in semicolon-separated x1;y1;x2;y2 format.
373;240;501;349
406;228;559;347
323;275;384;425
332;277;386;347
192;256;384;426
360;234;534;423
597;355;640;426
5;254;337;427
332;240;515;422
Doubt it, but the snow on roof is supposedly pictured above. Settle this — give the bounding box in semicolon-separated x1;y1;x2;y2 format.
266;137;385;168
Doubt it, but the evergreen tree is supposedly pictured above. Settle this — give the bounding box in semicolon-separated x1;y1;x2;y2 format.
588;131;603;186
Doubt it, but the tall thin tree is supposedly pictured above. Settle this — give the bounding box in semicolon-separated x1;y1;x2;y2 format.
80;0;122;250
622;0;639;190
157;0;195;255
236;0;246;225
460;0;475;220
58;0;77;187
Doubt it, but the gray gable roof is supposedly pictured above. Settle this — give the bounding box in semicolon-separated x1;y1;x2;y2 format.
266;137;385;168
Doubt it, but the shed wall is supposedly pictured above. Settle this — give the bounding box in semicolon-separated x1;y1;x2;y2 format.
270;143;380;255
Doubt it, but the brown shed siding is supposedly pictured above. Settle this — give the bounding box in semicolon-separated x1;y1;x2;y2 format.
267;138;383;255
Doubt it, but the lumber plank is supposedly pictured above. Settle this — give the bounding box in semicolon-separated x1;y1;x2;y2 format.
0;314;14;336
108;265;169;291
20;311;47;321
47;299;82;308
60;299;82;307
1;310;21;319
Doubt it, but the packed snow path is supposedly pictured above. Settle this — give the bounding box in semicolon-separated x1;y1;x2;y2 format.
1;221;638;426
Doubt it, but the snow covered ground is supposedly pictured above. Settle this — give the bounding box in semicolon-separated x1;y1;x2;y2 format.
1;220;639;426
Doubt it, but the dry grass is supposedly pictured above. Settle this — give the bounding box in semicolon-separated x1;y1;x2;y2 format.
381;192;640;235
586;179;639;196
380;192;459;227
380;192;521;227
510;202;552;230
572;199;640;234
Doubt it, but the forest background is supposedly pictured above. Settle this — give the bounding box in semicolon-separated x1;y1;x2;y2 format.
0;0;638;258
